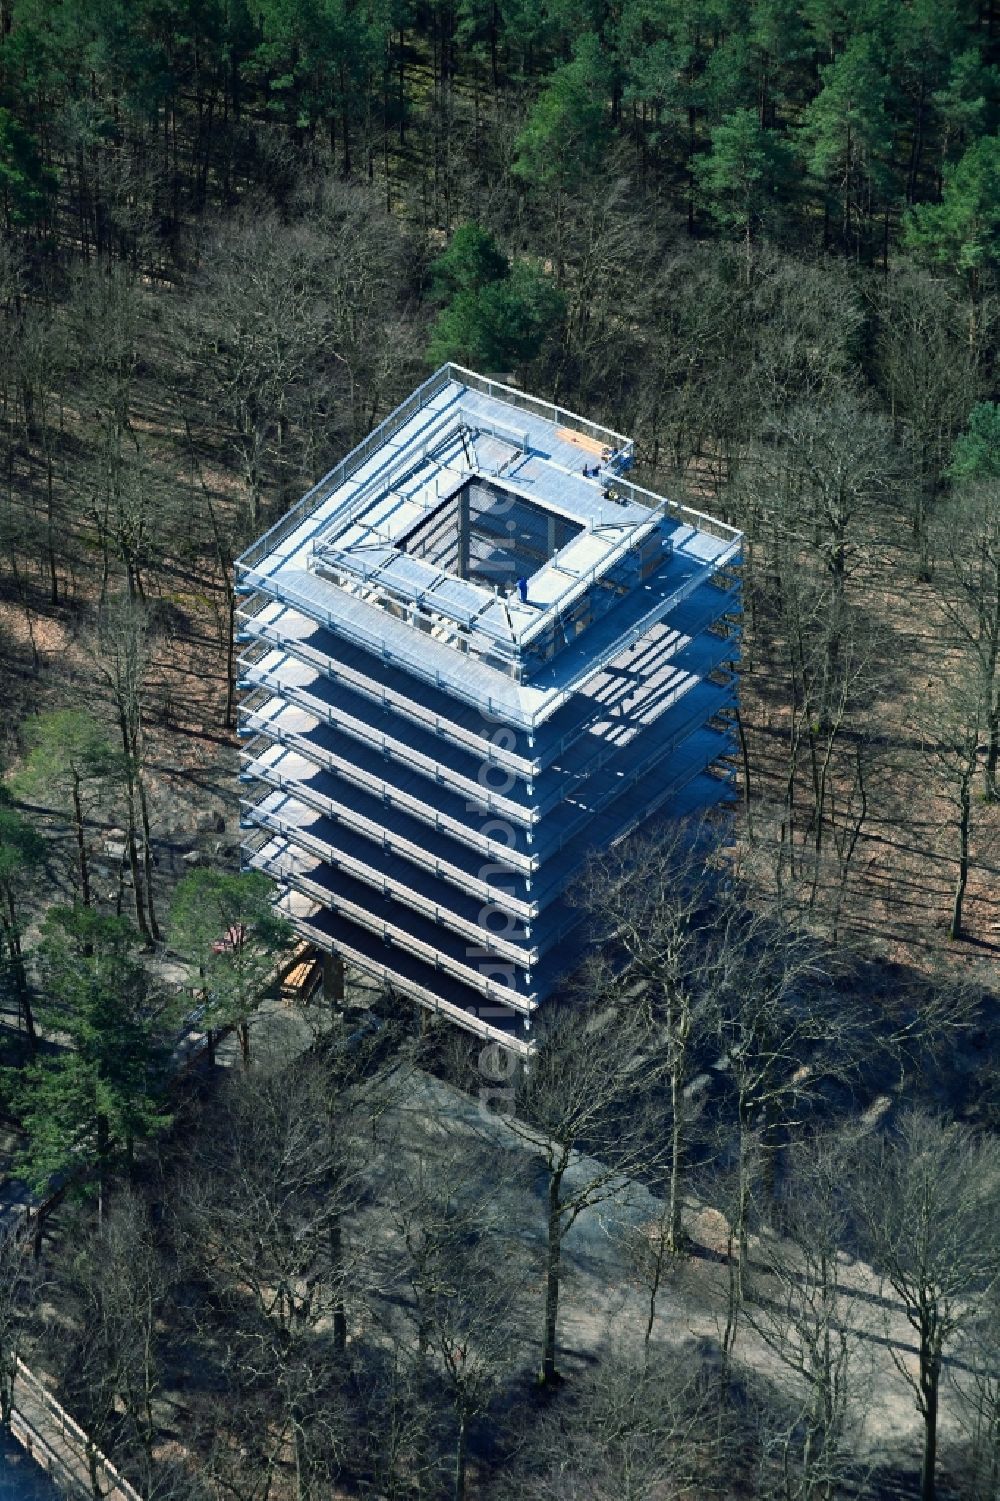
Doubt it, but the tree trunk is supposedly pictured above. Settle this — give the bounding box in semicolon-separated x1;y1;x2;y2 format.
668;1046;684;1251
541;1166;564;1384
126;802;150;943
985;700;999;802
643;1210;669;1355
45;450;58;605
71;776;91;907
136;772;159;941
330;1217;347;1352
920;1348;939;1501
2;900;35;1051
97;1111;110;1228
238;1019;250;1069
735;706;754;843
117;710;152;945
949;766;972;940
453;1410;467;1501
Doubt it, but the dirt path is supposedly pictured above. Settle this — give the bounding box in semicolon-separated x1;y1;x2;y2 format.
388;1067;960;1488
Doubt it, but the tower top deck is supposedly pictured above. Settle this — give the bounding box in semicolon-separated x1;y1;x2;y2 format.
236;365;741;730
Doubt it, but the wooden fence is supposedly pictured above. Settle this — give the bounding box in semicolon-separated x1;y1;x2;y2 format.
9;1356;143;1501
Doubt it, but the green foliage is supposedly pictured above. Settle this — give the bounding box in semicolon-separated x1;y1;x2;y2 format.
513;34;611;191
169;869;294;1061
801;34;894;221
0;792;45;900
0;108;55;227
247;0;382;140
14;710;116;806
950;402;1000;482
9;907;170;1196
12;712;116;909
0;793;45;993
428;267;564;370
427;224;564;372
0;0;998;273
0;792;44;1050
930;48;996;154
696;108;794;241
498;262;566;363
905;135;1000;276
431;222;510;298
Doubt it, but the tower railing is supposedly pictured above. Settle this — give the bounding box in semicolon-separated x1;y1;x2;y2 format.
236;365;455;573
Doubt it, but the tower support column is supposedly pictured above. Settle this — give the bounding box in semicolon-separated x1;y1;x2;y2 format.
323;952;345;1006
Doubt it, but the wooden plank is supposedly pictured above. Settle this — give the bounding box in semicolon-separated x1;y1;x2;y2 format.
280;954;322;1003
555;426;605;457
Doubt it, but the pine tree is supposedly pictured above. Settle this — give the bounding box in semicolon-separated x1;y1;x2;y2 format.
0;792;45;1051
696;107;793;274
512;34;611;192
905;134;1000;285
427;223;564;374
13;711;116;910
10;907;170;1220
169;869;294;1069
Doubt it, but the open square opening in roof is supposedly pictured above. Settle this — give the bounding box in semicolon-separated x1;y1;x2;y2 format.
398;479;584;592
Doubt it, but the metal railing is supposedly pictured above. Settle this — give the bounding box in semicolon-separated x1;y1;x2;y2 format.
278;908;536;1055
308;405;469;566
241;750;538;875
242;793;534;920
610;475;743;547
517;520;660;650
449;364;632;451
239;655;539;821
234;359;638;585
236;365;456;572
247;822;538;967
238;665;537;828
532;548;741;730
234;364;743;731
254;849;533;1002
235;610;537;775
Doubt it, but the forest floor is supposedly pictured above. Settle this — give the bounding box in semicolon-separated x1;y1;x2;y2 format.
736;525;1000;984
370;1059;978;1498
18;987;953;1499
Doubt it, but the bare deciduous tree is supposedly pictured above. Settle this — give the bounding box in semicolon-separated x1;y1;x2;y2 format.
500;1342;732;1501
94;595;158;943
933;479;1000;804
872;269;992;581
385;1121;529;1501
0;1224;43;1430
912;649;990;940
176;1055;381;1499
180;186;409;531
743;1134;873;1501
848;1110;1000;1501
508;999;665;1385
949;1283;1000;1500
576;822;720;1253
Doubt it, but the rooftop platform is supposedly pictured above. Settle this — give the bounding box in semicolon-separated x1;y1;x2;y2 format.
236;365;741;730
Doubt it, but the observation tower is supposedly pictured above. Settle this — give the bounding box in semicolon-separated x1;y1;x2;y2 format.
237;366;742;1054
